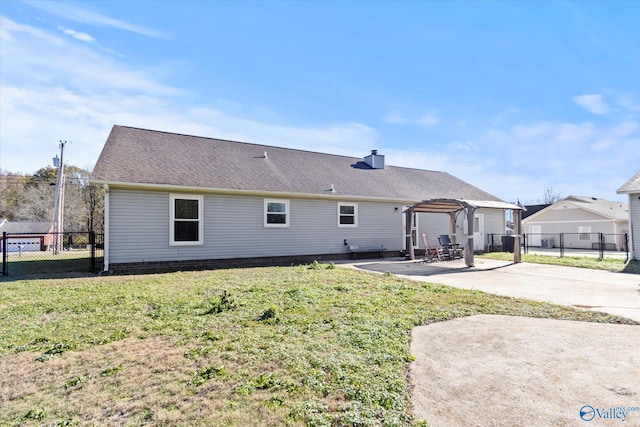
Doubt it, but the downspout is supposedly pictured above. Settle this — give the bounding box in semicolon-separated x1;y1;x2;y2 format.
103;184;110;273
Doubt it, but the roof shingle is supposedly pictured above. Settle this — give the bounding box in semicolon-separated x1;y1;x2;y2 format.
92;125;503;202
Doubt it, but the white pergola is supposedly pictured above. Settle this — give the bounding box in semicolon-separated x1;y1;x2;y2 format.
405;199;525;267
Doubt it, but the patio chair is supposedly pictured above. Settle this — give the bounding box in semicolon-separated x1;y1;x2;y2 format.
438;235;463;259
420;233;439;262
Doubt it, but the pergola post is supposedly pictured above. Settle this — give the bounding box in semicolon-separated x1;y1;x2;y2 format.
406;208;415;260
513;209;522;263
464;206;476;267
448;213;457;244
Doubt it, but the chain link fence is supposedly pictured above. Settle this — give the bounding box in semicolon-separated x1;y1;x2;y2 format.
485;232;629;261
1;231;103;278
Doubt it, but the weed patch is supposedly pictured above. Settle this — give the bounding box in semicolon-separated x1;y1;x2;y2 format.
190;365;227;386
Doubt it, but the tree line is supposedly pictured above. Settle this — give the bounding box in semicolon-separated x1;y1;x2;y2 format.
0;166;104;233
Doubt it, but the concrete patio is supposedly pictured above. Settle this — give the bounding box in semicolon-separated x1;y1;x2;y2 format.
342;257;640;322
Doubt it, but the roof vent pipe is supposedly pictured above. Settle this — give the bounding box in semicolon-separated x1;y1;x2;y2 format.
364;150;385;169
263;151;268;159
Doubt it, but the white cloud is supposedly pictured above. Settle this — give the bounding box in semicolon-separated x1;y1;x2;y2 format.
417;113;440;127
611;120;638;137
554;122;595;143
573;94;610;115
25;1;168;38
0;16;377;173
58;26;95;43
0;16;63;45
383;113;410;125
384;111;440;128
512;122;553;139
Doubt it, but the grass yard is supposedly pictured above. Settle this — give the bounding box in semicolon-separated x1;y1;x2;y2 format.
478;252;640;274
0;263;633;426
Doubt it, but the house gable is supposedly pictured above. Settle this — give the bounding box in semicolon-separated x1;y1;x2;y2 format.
523;196;628;224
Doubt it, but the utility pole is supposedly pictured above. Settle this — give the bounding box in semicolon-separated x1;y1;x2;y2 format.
52;141;68;255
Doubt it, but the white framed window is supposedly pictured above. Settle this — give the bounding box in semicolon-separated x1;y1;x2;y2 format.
338;202;358;227
578;226;591;240
264;199;289;227
169;194;203;246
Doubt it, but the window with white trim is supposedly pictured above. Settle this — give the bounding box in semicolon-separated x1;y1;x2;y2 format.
578;226;591;240
264;199;289;227
338;202;358;227
170;194;203;245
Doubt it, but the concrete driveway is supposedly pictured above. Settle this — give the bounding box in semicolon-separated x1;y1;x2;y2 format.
340;258;640;426
347;257;640;322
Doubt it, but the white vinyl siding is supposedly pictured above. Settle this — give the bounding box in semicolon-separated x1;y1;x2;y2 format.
338;202;358;227
629;193;640;260
170;194;203;246
264;199;289;228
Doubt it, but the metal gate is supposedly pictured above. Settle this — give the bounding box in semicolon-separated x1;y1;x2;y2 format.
1;231;104;278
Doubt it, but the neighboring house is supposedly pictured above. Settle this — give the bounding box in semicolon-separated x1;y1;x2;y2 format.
522;196;629;250
522;204;550;220
0;221;54;252
617;171;640;260
91;125;513;273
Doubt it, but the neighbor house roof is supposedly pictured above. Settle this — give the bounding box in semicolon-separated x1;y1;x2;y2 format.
617;171;640;194
92;125;503;203
522;204;550;219
0;221;54;234
523;195;628;222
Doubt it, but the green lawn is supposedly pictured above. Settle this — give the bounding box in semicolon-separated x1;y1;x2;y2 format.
478;252;640;274
0;263;633;426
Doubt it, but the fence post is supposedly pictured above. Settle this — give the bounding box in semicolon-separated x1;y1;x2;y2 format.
624;232;629;262
598;233;604;260
559;233;564;258
90;231;96;271
2;232;7;276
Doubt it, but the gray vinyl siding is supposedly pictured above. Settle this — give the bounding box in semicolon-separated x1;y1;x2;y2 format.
108;188;402;264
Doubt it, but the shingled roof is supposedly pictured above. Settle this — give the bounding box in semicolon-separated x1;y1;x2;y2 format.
92;125;503;203
0;221;54;234
617;171;640;194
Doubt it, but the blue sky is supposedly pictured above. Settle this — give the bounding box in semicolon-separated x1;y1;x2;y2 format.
1;1;638;203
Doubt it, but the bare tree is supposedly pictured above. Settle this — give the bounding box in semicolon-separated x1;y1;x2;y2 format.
15;181;55;222
541;187;562;204
9;165;104;232
0;170;26;220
